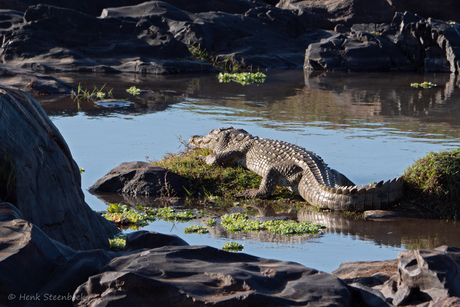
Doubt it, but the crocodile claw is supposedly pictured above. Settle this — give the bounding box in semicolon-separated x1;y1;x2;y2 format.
234;189;259;198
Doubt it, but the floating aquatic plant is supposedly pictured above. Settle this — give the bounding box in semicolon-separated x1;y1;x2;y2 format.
127;86;141;95
103;203;155;229
222;241;244;252
410;82;437;89
155;206;196;221
184;225;209;234
220;212;324;235
218;72;266;85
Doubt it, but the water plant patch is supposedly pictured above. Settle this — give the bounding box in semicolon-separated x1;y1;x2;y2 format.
222;241;244;252
184;225;209;234
220;212;325;236
218;72;267;85
410;81;437;88
103;203;155;229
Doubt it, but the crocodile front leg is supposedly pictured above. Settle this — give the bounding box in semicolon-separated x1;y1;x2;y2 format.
235;163;303;198
200;150;244;166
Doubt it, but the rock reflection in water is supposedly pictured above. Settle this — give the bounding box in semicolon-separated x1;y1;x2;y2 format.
298;208;460;250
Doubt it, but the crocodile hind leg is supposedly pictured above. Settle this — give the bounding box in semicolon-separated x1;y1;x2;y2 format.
235;163;303;198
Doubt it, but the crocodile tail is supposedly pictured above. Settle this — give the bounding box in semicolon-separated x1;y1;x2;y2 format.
299;173;404;211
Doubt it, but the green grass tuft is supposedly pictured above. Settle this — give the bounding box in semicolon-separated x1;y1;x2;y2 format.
401;148;460;219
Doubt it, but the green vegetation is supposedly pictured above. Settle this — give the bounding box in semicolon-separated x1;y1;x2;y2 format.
109;234;126;250
206;218;217;227
218;72;266;85
187;43;241;72
220;212;325;235
155;206;196;221
126;86;141;96
103;203;155;229
71;83;114;101
402;148;460;219
153;146;302;209
410;82;437;89
222;241;244;252
184;225;209;234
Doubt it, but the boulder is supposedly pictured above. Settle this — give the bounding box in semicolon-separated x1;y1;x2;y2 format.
305;11;460;73
89;161;190;197
381;246;460;306
332;259;398;286
277;0;397;29
0;0;267;16
0;85;119;249
0;208;77;306
0;2;318;73
74;245;353;306
277;0;460;29
123;230;189;252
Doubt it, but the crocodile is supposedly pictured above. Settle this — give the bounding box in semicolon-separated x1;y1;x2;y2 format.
189;127;404;211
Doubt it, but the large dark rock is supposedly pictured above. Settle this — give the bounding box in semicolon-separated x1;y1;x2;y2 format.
89;161;190;197
305;11;460;73
0;1;320;73
0;85;119;249
74;245;353;306
0;203;77;306
277;0;397;29
277;0;460;29
0;0;267;16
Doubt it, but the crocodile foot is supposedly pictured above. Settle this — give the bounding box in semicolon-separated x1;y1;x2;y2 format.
234;189;259;198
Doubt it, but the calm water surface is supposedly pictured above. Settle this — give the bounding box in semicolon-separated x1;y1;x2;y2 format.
39;69;460;273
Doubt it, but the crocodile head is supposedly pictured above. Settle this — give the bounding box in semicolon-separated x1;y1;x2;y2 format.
189;127;250;150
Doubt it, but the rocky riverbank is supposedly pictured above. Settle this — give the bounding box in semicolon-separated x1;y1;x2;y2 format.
2;1;460;306
0;84;459;306
0;0;459;74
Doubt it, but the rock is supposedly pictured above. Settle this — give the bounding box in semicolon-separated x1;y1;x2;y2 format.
0;85;119;249
0;1;318;73
277;0;460;29
277;0;397;29
305;28;415;72
2;3;215;74
0;202;23;221
123;230;189;252
0;212;77;306
381;247;460;306
348;282;395;307
364;210;404;220
0;64;75;95
89;161;190;197
305;11;460;73
332;259;398;286
74;245;353;306
428;297;460;307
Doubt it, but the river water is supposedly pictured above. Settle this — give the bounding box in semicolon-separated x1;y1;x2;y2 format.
38;69;460;273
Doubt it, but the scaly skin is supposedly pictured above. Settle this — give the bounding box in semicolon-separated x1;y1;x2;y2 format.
189;127;404;211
